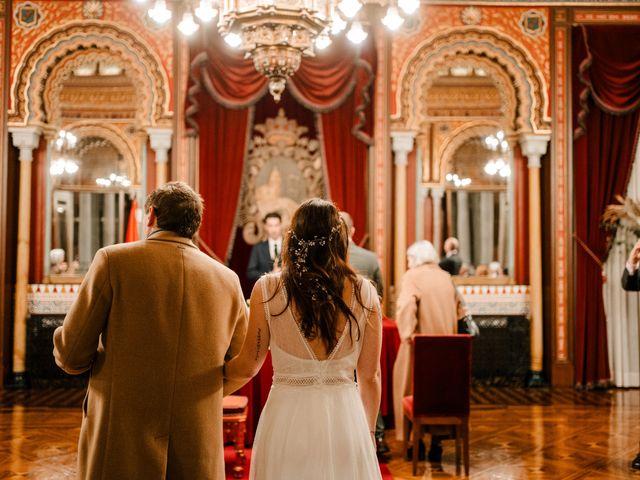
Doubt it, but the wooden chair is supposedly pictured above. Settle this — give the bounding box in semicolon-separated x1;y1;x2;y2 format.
402;334;472;476
222;395;249;479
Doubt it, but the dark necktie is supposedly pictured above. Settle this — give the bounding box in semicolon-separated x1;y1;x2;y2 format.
274;243;279;259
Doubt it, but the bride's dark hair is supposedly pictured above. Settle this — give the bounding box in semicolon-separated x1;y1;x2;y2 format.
272;198;366;353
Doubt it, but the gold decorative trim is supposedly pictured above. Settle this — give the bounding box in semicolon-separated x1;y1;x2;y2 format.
437;120;505;182
395;27;551;135
10;21;171;127
238;109;325;245
41;48;149;127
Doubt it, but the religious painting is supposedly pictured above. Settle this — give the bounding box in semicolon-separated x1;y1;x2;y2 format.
239;109;325;245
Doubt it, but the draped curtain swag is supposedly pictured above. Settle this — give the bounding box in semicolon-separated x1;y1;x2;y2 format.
187;29;375;261
573;25;640;387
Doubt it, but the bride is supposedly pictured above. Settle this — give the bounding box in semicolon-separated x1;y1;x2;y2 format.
225;198;383;479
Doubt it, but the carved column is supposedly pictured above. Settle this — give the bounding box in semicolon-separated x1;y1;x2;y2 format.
431;187;444;255
479;191;495;264
9;126;41;386
147;128;173;187
391;132;415;284
519;133;550;386
456;189;470;265
417;186;429;242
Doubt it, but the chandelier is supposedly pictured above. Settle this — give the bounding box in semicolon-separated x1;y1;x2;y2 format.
483;131;511;178
50;130;79;177
139;0;419;101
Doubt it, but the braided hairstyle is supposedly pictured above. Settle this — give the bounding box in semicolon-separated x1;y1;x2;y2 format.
272;198;366;353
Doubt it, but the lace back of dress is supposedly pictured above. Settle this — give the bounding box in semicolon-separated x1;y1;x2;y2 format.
261;274;375;385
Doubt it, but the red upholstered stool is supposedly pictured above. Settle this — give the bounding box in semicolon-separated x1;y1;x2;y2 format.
223;395;249;479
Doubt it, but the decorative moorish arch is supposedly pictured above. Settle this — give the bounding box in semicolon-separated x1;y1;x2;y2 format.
42;48;149;126
422;55;518;133
395;27;551;134
9;20;171;127
437;120;505;179
61;121;140;183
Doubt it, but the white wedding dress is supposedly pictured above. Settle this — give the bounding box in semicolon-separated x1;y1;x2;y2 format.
249;275;382;480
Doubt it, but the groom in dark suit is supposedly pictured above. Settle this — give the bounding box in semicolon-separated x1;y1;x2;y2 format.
621;238;640;471
247;212;283;282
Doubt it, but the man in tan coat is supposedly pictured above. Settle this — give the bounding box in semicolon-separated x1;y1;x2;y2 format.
393;240;467;457
53;182;248;479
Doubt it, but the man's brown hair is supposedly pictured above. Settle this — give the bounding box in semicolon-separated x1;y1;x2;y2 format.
145;181;204;238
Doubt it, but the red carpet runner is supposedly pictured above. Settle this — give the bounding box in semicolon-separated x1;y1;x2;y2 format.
224;446;393;479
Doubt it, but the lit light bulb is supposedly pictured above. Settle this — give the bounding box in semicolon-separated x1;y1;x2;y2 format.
178;11;200;36
398;0;419;15
195;0;218;22
315;32;332;50
224;32;242;48
148;0;172;24
330;12;347;34
382;6;404;31
338;0;362;18
495;158;505;170
346;22;367;44
484;161;498;176
64;161;79;174
50;160;65;176
496;130;505;141
500;140;509;152
446;173;453;181
499;165;511;178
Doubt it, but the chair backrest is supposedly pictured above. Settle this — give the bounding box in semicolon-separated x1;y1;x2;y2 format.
411;334;472;417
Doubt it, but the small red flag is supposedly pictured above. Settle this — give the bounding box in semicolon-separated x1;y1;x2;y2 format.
125;198;139;243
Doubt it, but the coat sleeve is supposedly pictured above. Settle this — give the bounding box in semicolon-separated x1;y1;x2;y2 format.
395;274;419;342
223;278;250;396
622;268;640;292
53;249;113;374
372;260;384;297
246;244;262;281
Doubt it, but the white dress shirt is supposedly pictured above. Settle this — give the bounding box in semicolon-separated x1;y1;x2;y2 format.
268;238;283;260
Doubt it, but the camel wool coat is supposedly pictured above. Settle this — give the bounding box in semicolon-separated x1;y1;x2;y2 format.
392;263;466;440
53;230;248;480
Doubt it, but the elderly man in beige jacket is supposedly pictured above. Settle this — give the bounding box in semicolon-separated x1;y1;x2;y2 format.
392;240;467;460
53;182;248;480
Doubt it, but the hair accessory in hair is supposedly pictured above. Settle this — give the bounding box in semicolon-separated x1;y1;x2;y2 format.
289;224;342;281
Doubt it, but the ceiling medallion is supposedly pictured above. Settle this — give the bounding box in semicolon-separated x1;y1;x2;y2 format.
461;6;481;26
83;0;104;19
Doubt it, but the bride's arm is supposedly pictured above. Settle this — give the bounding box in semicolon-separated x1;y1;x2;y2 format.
224;278;271;394
356;288;383;437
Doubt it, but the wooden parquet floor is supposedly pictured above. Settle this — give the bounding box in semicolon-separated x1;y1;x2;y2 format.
1;387;639;479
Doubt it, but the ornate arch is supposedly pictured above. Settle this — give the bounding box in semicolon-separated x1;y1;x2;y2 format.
422;55;518;132
9;21;171;127
61;121;140;183
437;120;504;180
396;27;551;134
42;48;149;126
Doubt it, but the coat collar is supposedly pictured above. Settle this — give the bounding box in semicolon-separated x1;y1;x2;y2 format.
146;229;198;249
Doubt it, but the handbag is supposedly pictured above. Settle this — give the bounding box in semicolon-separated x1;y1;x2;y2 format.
457;314;480;337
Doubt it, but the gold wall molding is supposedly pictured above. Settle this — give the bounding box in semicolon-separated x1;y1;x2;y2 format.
9;20;171;128
394;26;551;135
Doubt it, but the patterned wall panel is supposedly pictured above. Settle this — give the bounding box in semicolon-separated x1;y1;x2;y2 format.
391;5;551;123
9;1;173;115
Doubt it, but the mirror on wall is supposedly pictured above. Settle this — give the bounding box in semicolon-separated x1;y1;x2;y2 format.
444;133;513;278
47;134;136;279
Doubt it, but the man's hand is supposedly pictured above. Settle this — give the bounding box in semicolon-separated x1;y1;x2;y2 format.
628;240;640;267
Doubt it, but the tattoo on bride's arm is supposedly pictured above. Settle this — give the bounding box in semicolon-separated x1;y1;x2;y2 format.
255;328;262;361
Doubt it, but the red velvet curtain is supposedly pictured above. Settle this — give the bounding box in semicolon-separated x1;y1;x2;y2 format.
573;25;640;387
196;95;251;260
187;30;375;262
